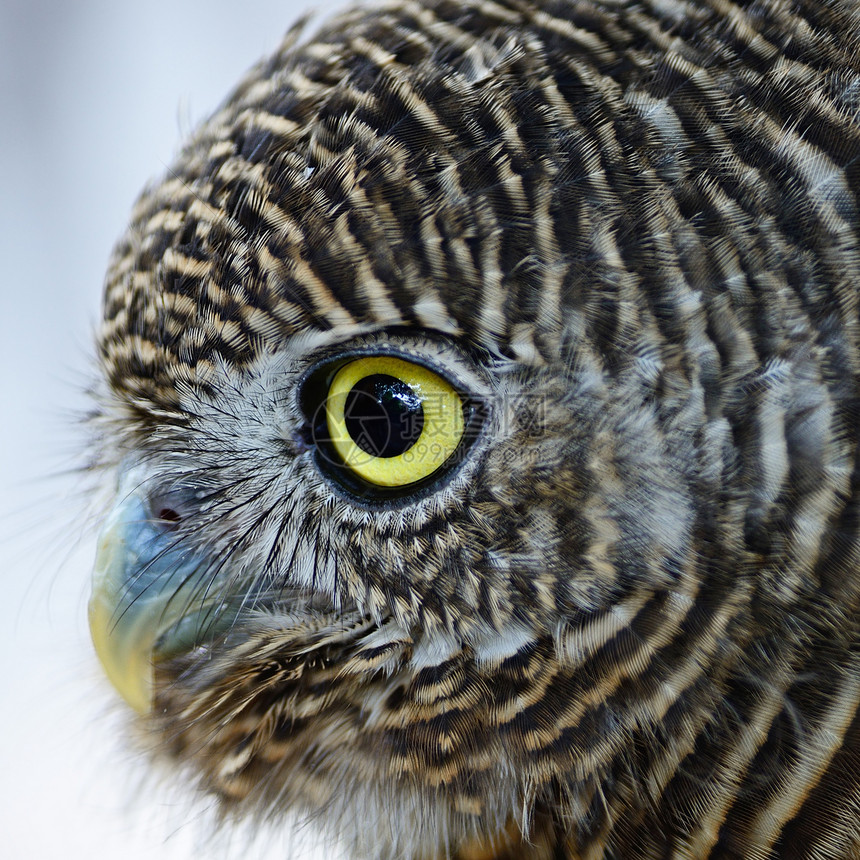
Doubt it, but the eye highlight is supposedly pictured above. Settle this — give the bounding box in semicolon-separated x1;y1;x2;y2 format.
324;356;465;487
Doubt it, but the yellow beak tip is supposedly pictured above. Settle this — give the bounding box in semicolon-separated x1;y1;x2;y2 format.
88;588;154;715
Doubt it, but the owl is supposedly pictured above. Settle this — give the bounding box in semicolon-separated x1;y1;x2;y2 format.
88;1;860;858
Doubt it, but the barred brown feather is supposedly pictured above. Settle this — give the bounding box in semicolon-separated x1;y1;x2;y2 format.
93;1;860;858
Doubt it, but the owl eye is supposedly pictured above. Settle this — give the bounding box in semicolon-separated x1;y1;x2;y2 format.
322;356;465;487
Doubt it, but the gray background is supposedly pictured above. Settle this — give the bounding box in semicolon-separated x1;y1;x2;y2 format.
0;2;340;857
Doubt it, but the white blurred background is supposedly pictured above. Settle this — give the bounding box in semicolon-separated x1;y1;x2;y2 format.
0;2;339;857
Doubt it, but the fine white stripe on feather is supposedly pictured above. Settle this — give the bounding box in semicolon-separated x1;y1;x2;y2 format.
409;630;461;670
472;623;536;668
554;593;649;666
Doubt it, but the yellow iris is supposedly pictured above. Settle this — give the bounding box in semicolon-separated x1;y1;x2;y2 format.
325;355;464;487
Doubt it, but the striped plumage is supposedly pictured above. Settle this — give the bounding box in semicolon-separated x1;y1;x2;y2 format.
90;1;860;858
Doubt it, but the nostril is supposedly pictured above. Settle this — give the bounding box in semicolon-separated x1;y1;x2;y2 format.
156;507;182;528
147;487;194;530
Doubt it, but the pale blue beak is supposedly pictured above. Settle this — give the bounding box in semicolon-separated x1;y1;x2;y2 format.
89;480;239;713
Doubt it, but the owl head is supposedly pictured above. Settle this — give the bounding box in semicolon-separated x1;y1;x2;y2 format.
89;1;860;858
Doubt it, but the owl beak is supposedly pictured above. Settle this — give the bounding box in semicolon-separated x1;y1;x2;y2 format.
89;482;238;714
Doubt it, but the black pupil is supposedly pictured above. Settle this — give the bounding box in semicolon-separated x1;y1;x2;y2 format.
344;374;424;458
